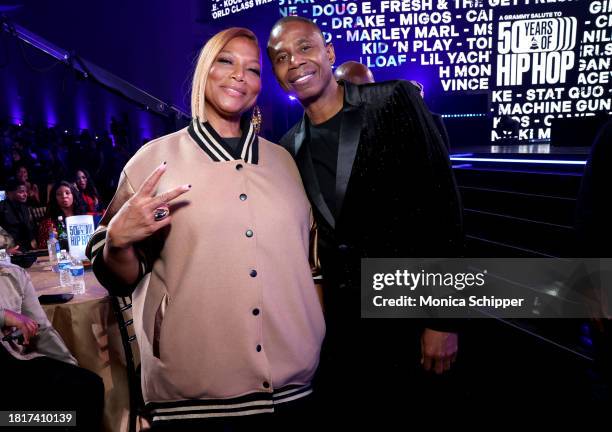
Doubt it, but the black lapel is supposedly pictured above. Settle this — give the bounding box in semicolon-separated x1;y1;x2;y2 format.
293;117;336;229
336;82;364;219
292;116;307;156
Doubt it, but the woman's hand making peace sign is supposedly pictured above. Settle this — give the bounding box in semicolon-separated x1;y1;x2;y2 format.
106;162;191;250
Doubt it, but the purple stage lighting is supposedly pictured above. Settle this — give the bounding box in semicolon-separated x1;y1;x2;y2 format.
450;156;587;166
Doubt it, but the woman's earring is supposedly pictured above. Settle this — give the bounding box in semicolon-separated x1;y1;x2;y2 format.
251;106;262;134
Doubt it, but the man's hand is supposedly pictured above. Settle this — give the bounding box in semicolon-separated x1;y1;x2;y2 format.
421;328;458;374
2;310;38;345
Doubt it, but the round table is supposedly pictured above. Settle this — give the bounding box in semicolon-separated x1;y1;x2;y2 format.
28;258;132;432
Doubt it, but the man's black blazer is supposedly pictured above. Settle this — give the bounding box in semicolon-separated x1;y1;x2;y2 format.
280;80;464;337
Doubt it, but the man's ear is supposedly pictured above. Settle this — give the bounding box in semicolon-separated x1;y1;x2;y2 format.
326;43;336;66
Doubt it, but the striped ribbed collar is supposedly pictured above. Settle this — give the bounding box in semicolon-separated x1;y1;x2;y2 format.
187;117;259;164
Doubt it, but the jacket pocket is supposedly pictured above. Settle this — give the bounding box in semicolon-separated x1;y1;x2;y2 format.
152;293;168;359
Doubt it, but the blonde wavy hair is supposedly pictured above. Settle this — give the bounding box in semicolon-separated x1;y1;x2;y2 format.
190;27;260;121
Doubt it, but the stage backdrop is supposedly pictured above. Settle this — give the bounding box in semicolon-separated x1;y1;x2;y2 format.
204;0;611;144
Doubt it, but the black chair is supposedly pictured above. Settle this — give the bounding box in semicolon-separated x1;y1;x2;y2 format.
30;206;47;223
110;296;147;432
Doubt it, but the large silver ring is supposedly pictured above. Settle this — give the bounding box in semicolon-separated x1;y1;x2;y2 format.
153;208;169;221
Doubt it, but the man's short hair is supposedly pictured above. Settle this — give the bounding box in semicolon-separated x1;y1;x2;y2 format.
5;178;25;192
267;15;325;57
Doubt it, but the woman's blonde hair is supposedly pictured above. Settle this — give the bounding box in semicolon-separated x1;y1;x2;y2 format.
191;27;259;121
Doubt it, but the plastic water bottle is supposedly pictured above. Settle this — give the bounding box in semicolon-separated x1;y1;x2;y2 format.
47;232;60;272
69;258;85;295
0;249;11;264
58;250;72;288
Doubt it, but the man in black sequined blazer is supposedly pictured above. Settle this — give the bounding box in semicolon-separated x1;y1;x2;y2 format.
268;16;465;416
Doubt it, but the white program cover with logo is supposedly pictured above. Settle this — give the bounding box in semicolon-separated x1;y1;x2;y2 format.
66;215;95;260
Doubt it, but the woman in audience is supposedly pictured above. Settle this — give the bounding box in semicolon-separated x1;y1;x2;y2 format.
38;181;87;249
15;165;40;206
74;169;102;213
86;27;324;431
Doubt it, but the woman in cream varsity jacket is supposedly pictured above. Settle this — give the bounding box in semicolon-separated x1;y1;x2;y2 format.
86;28;324;430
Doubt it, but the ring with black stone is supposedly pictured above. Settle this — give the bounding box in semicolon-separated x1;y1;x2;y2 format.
153;207;169;221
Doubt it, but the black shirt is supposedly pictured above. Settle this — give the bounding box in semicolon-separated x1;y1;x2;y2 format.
308;108;344;216
223;137;242;154
0;199;35;251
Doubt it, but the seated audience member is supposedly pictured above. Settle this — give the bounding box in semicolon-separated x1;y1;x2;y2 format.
0;225;20;254
0;179;37;251
37;181;87;249
0;261;104;431
334;60;375;84
14;164;41;206
9;147;32;171
74;169;101;213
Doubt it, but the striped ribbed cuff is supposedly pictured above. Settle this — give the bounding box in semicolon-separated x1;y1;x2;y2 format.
147;383;313;424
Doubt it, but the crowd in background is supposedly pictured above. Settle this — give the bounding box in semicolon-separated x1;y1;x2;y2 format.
0;117;138;253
